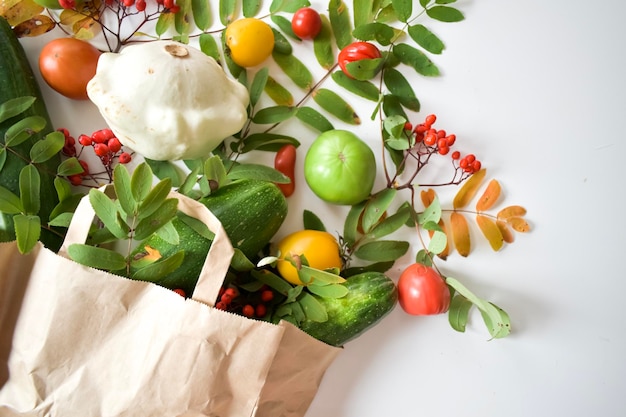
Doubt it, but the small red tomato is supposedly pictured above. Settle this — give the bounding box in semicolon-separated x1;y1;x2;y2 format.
39;38;101;100
337;41;382;79
398;263;450;315
291;7;322;40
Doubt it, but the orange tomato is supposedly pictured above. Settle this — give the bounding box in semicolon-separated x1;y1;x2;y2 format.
276;230;342;285
39;38;102;100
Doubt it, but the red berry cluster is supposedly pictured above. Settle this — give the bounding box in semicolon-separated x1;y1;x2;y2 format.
78;128;132;167
58;0;180;13
215;285;275;319
405;114;482;175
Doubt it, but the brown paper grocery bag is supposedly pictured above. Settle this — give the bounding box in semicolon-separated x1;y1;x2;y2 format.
0;188;340;417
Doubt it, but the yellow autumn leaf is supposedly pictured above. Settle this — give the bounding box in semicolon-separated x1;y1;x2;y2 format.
496;220;515;243
497;205;527;220
476;215;503;251
453;168;487;209
0;0;42;26
420;188;436;208
476;178;501;212
13;15;55;37
450;212;471;257
507;217;531;233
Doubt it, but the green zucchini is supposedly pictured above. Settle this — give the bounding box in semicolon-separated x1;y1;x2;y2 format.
0;16;62;251
299;271;398;346
132;179;288;295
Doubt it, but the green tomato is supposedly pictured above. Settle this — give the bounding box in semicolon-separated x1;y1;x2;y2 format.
33;0;63;9
304;129;376;205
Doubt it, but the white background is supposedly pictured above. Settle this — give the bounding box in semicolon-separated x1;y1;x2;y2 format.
18;0;626;416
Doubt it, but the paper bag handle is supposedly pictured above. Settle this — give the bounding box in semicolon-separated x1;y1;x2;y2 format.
58;187;234;307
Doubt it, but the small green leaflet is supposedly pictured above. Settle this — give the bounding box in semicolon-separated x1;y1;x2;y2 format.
133;199;178;241
130;162;153;202
328;0;353;49
0;96;35;124
227;163;290;183
252;105;298;124
191;0;212;30
19;164;40;215
264;76;294;106
352;22;396;46
361;188;397;233
331;71;380;102
199;33;220;62
448;294;474;332
272;28;293;55
56;157;84;176
132;251;185;282
271;15;299;40
14;214;40;254
392;0;413;22
408;24;445;54
219;0;238;25
302;209;326;231
68;243;127;271
137;178;173;220
272;51;313;90
30;131;64;163
393;43;440;77
113;163;137;216
313;15;334;69
299;292;328;322
383;67;420;112
295;107;334;132
427;5;464;23
242;0;261;17
312;88;360;125
4;115;47;147
354;240;410;262
353;0;375;28
88;189;128;240
249;66;269;108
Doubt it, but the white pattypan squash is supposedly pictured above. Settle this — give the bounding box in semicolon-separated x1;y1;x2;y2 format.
87;41;249;161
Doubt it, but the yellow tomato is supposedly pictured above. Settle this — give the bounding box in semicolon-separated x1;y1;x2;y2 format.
276;230;343;285
225;18;275;67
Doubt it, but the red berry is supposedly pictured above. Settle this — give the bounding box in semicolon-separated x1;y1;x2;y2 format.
94;143;110;156
459;158;469;169
122;0;134;7
64;135;75;146
118;152;132;164
135;0;146;11
471;160;482;172
425;114;436;127
451;151;461;160
108;137;122;153
62;145;76;156
466;154;476;164
58;0;75;9
79;160;89;174
260;290;274;302
437;129;446;139
424;133;436;146
57;127;70;137
68;174;82;186
446;134;456;146
438;145;449;155
220;293;233;305
404;122;413;131
173;288;186;297
92;128;114;144
255;303;267;317
216;301;227;310
437;137;448;149
242;304;255;317
78;134;92;146
414;123;428;134
224;287;238;298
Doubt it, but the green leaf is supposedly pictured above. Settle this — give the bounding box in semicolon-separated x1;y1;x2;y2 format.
367;204;411;240
269;0;310;13
241;133;300;152
174;0;192;36
427;5;464;22
203;155;229;186
308;283;349;298
249;67;269;108
382;94;408;119
219;0;238;25
345;57;384;81
251;269;294;295
353;0;375;27
329;0;352;49
354;240;409;262
298;292;328;322
408;24;445;54
383;67;420;111
448;294;473;332
68;243;127;271
313;88;360;124
137;178;173;220
252;105;298;124
230;248;256;272
299;266;346;285
155;10;174;36
14;214;40;254
392;0;412;22
177;211;215;240
19;164;40;215
144;158;182;187
0;148;6;173
54;176;72;202
271;15;299;40
272;51;314;90
134;198;178;240
352;22;395;45
48;212;74;228
227;163;289;182
361;188;397;233
132;250;185;282
191;0;212;30
29;131;64;163
178;165;202;196
130;162;154;203
343;201;365;246
393;43;440;76
113;163;136;216
272;27;293;55
221;29;244;78
331;70;380;101
264;75;294;106
49;194;82;223
0;96;35;124
446;277;512;339
4;115;47;147
89;189;128;240
199;33;220;62
295;107;334;132
56;157;84;176
242;0;261;16
303;209;326;231
418;194;441;224
313;14;334;69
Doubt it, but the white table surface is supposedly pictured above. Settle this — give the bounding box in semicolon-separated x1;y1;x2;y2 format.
18;0;626;416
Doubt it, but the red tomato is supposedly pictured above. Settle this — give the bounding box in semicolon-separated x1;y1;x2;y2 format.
291;7;322;40
39;38;102;100
337;41;382;79
397;263;450;315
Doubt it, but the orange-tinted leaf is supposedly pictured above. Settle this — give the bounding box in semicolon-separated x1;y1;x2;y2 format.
476;215;503;251
450;212;470;257
476;178;501;212
496;220;515;243
453;168;486;209
420;188;436;208
13;15;55;37
1;0;42;27
507;216;531;233
497;205;527;220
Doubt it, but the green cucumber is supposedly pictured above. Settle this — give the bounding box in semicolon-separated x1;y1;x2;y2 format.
132;179;288;295
0;17;62;250
299;271;398;346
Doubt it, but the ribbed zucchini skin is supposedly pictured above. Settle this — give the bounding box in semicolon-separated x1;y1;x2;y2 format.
0;17;62;250
132;179;288;295
299;271;398;347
